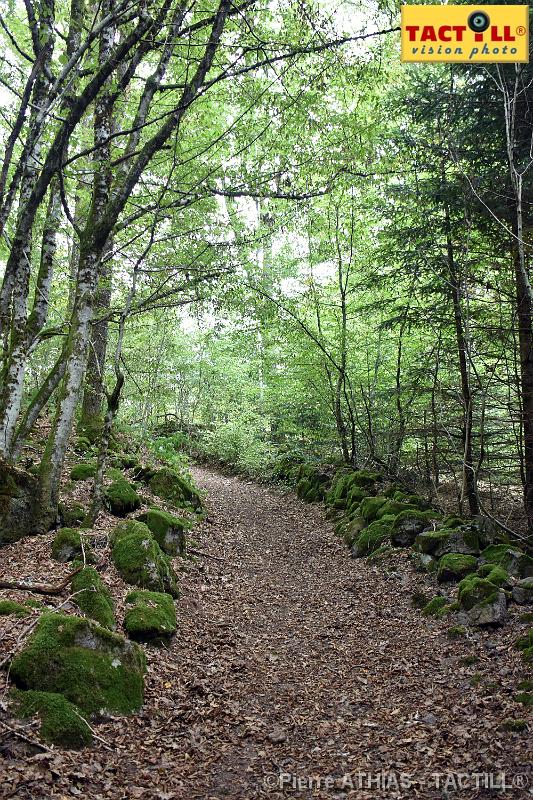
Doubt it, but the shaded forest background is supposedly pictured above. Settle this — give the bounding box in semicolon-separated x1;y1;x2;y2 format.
1;0;533;542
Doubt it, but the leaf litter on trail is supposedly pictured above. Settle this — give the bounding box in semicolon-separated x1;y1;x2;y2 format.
0;465;532;799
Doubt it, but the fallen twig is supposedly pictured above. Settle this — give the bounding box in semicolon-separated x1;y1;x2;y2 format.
0;717;52;753
0;566;83;595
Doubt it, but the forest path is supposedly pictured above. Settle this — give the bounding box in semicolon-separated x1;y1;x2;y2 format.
168;466;531;799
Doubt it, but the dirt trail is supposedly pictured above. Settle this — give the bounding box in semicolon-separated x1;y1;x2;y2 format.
2;467;532;799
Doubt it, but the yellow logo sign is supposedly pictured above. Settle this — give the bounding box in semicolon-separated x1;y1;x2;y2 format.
401;5;529;63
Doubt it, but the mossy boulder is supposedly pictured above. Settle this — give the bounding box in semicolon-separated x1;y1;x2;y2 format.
0;460;39;546
70;462;96;481
131;464;157;484
415;527;479;558
136;508;190;556
124;590;177;643
58;501;86;528
119;454;140;470
358;495;387;522
390;509;436;547
10;613;145;715
480;545;533;579
411;551;437;573
0;599;31;617
52;528;91;563
74;436;93;455
71;567;115;629
341;516;367;548
512;577;533;605
149;468;203;512
457;574;508;626
11;689;92;749
375;500;419;520
349;469;382;488
422;596;449;617
104;477;141;517
477;563;511;589
351;517;393;558
110;522;179;597
437;553;478;583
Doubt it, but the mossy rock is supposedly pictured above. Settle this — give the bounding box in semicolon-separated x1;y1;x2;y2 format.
111;524;179;597
71;567;115;629
351;517;393;558
415;527;479;558
447;625;467;640
345;486;368;512
375;500;419;520
390;509;436;547
437;553;478;583
480;544;533;579
349;470;382;488
513;577;533;605
11;689;92;749
441;515;466;529
358;495;387;523
58;501;86;528
109;519;150;546
10;613;145;716
131;464;157;484
124;590;177;643
52;528;92;563
74;437;93;455
411;551;437;573
477;564;511;589
119;454;140;470
70;462;96;481
297;477;321;502
0;599;31;617
422;596;448;617
149;468;203;512
104;478;141;517
0;460;39;546
341;516;366;548
136;508;190;556
458;575;501;610
515;629;533;651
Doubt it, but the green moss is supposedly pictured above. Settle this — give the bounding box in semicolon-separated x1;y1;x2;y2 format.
393;509;436;528
132;464;157;484
10;613;145;716
442;515;466;529
104;478;141;517
0;599;31;617
515;628;533;650
349;469;382;488
136;509;190;556
341;516;366;548
480;544;533;578
411;591;429;609
457;575;501;610
522;646;533;663
520;612;533;624
437;553;478;583
119;454;139;470
124;590;177;643
70;462;96;481
518;679;533;691
477;564;510;587
11;689;92;748
366;543;393;562
358;495;387;522
71;567;115;629
415;529;451;555
74;437;93;455
421;596;448;616
499;718;528;733
447;625;467;640
111;529;179;597
459;655;479;666
469;673;483;687
149;467;203;512
51;528;92;563
109;519;151;546
351;517;393;557
375;500;419;520
515;692;533;707
58;501;86;528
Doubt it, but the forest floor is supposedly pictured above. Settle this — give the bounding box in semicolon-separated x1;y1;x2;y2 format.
1;465;532;799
